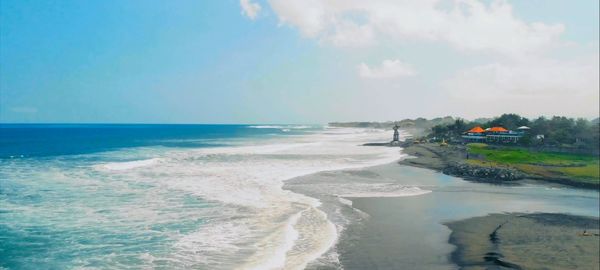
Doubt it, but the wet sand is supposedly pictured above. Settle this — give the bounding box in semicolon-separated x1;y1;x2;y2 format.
285;162;600;270
446;213;600;270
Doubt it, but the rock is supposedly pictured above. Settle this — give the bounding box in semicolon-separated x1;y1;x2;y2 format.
442;162;524;181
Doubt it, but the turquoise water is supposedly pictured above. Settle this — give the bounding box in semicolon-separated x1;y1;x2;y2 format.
5;125;594;269
0;124;317;269
1;155;213;269
1;125;400;269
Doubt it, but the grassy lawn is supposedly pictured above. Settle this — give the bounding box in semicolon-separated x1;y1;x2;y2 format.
467;143;599;184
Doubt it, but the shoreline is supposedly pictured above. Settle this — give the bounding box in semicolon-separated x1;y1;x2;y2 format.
396;142;600;190
286;158;598;269
283;162;449;270
284;135;599;269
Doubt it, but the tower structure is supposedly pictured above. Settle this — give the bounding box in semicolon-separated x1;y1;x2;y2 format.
391;124;400;145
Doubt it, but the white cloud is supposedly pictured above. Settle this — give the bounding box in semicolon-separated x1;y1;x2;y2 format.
269;0;326;37
325;20;375;47
443;54;599;117
266;0;564;55
254;0;597;118
358;59;416;79
240;0;262;20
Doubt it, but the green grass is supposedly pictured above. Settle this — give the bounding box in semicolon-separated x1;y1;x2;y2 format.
553;163;600;182
467;143;599;184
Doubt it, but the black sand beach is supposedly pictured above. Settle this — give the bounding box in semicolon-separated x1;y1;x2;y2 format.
285;160;599;270
446;213;600;270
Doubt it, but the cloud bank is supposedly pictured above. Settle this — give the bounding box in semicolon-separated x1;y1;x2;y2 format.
243;0;599;118
266;0;564;55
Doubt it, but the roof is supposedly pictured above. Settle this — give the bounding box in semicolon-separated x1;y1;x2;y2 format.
517;126;531;130
467;126;485;133
488;126;508;132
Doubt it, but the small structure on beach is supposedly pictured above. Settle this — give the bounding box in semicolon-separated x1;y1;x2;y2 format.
391;124;400;145
462;126;524;144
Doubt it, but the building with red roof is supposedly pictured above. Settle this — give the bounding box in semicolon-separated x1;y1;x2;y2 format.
488;126;508;132
467;126;485;133
462;125;524;143
462;126;487;142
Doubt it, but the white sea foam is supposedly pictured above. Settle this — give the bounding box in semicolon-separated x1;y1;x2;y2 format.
248;125;312;130
98;158;161;171
336;186;432;198
91;127;417;269
338;197;353;207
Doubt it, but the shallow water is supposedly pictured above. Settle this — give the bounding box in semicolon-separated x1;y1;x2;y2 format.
1;125;405;269
286;164;599;270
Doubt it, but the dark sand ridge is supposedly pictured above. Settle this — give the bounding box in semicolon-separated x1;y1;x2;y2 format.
396;143;600;269
445;213;600;270
284;160;599;270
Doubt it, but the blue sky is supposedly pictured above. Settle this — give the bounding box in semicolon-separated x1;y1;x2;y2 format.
1;0;598;123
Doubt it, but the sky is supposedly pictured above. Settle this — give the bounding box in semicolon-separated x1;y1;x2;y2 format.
1;0;598;124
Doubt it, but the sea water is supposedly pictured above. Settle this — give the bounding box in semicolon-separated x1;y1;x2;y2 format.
0;124;407;269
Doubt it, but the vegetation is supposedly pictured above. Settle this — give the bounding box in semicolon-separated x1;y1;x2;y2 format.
429;113;600;153
329;116;456;136
467;143;599;183
554;165;600;184
329;116;455;129
331;113;600;184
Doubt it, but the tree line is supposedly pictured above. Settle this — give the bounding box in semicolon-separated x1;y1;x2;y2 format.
428;113;600;151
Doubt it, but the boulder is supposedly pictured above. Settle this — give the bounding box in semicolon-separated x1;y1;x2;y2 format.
442;162;524;181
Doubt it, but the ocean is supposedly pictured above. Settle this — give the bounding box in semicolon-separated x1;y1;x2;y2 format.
0;124;404;269
3;124;598;270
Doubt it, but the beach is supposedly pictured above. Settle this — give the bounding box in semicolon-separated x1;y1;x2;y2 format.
446;213;600;270
1;125;598;269
285;157;599;269
3;0;599;268
1;125;407;269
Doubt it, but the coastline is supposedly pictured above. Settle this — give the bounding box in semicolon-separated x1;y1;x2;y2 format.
284;136;599;269
395;139;600;268
397;142;600;190
283;162;452;270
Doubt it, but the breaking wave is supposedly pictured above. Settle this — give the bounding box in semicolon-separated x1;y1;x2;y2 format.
2;126;427;269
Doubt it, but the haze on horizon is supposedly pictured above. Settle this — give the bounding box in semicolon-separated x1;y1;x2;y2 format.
1;0;598;124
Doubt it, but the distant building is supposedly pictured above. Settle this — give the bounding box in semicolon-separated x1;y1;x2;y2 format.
516;126;531;134
462;126;525;144
485;126;521;143
462;126;486;142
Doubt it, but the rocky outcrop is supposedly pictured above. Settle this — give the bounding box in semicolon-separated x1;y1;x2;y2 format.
442;162;525;181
